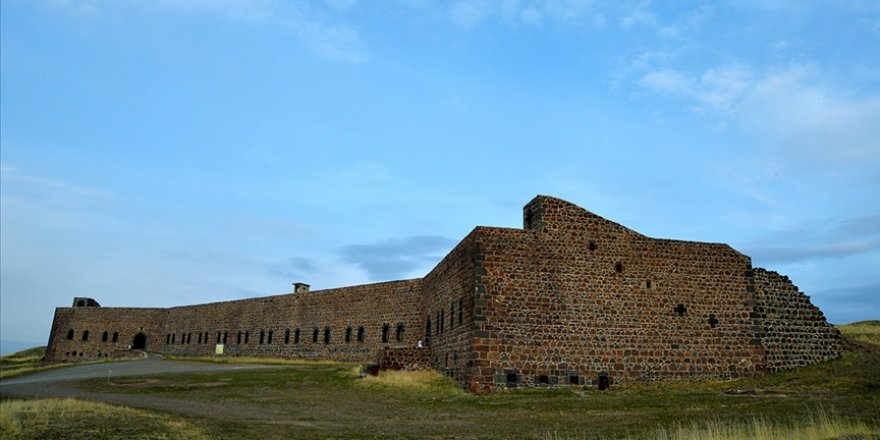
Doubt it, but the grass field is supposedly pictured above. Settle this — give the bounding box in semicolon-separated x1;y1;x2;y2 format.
1;322;878;439
0;347;57;379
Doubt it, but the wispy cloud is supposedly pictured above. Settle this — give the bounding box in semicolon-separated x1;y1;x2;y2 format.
745;213;880;265
340;235;457;281
0;162;114;199
636;64;880;170
42;0;370;63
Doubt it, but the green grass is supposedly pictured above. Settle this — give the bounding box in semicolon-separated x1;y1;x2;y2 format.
2;322;878;439
0;347;57;379
838;320;880;346
0;398;211;440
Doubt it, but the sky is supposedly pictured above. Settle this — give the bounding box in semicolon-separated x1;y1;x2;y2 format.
1;0;878;355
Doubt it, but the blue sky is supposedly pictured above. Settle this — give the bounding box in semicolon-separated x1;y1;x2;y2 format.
1;0;878;354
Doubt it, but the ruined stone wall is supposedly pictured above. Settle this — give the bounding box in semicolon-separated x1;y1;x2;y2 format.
45;307;166;363
469;196;761;392
420;231;479;389
752;268;845;371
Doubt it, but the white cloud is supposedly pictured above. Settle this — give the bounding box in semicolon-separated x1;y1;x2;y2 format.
451;1;486;28
636;64;880;169
621;3;657;29
41;0;370;63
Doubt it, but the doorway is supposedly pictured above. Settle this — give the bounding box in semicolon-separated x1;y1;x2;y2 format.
132;332;147;350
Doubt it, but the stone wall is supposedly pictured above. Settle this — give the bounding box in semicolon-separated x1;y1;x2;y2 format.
45;307;166;363
42;195;846;392
752;268;845;371
469;196;762;392
420;231;480;389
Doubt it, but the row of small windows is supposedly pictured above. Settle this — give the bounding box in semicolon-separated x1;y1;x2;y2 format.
66;329;118;343
164;324;406;346
425;299;465;344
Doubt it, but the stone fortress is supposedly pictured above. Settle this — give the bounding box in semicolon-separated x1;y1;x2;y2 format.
44;196;845;392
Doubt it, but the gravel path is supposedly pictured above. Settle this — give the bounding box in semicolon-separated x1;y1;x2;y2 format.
0;354;294;423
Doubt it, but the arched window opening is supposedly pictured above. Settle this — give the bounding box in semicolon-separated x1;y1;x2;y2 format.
166;334;171;344
223;332;228;344
312;328;319;343
323;327;331;344
259;330;265;345
285;329;291;344
294;328;301;344
82;330;90;341
102;331;109;342
267;330;273;344
458;299;463;325
216;331;222;344
381;323;390;343
357;326;365;342
244;331;249;344
396;323;404;342
237;332;242;344
424;318;432;346
345;327;352;343
67;329;74;340
132;332;147;350
112;332;118;343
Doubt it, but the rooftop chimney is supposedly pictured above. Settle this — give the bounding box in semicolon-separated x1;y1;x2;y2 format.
293;282;310;293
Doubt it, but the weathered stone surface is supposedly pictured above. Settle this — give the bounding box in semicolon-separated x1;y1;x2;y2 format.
43;195;845;392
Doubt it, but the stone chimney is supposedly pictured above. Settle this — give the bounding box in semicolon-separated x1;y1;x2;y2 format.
293;282;310;293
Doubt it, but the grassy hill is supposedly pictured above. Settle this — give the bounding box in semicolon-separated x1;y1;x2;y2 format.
1;322;877;439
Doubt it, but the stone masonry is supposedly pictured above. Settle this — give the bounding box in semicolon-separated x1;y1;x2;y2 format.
43;195;845;392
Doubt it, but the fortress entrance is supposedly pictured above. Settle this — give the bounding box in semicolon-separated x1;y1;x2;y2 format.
132;332;147;350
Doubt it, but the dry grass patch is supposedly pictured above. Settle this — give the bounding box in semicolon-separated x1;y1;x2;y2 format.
0;398;211;440
838;320;880;346
360;368;465;395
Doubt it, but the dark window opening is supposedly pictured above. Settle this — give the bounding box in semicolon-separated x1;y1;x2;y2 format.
76;300;86;307
345;327;352;343
112;332;118;343
259;330;265;345
570;375;580;385
268;330;273;344
436;311;440;335
450;302;455;328
102;331;109;342
285;329;291;344
538;375;550;385
217;332;222;344
204;331;209;344
645;280;652;289
440;310;445;334
244;331;249;344
708;314;719;328
237;332;242;344
357;326;365;342
187;333;192;344
458;299;463;325
312;328;319;343
67;329;74;340
675;304;687;316
223;332;228;344
424;318;432;346
197;333;202;344
294;328;301;344
381;323;390;343
524;209;534;229
589;241;598;251
614;262;624;273
597;373;610;391
171;334;176;344
132;332;147;350
82;330;90;341
166;334;171;344
323;327;331;344
506;373;518;385
396;323;404;342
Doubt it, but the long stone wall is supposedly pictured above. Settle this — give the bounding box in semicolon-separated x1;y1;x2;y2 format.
42;195;846;392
